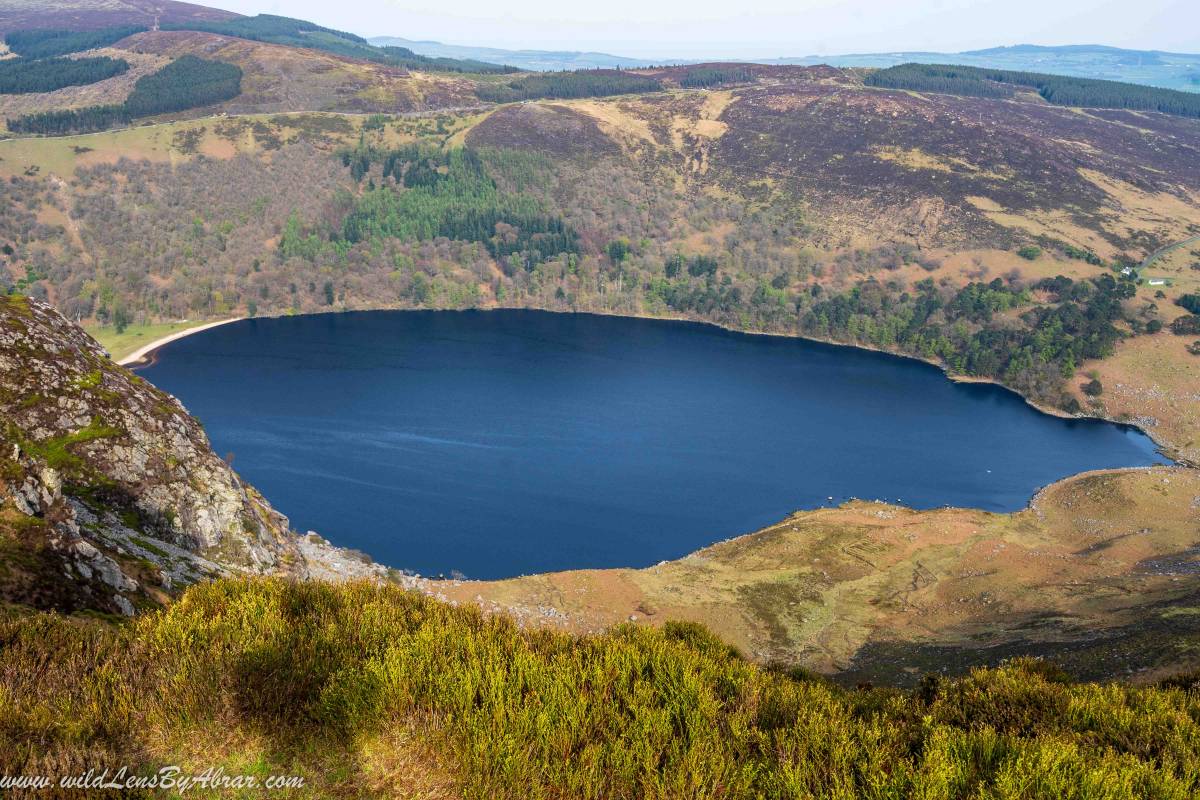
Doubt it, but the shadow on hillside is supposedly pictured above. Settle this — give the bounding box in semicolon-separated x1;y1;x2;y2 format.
837;593;1200;687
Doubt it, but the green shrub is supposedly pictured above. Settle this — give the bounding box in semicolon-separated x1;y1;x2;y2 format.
1171;315;1200;335
0;578;1197;798
1176;294;1200;315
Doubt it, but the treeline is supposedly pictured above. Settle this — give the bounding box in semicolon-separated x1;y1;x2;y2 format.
0;55;128;94
866;63;1200;119
3;25;146;59
161;13;372;48
800;274;1139;408
313;146;578;267
160;14;512;73
122;55;242;116
1177;294;1200;314
665;253;719;277
678;67;755;88
7;56;242;134
865;64;1012;99
477;70;663;103
374;45;518;74
7;105;128;135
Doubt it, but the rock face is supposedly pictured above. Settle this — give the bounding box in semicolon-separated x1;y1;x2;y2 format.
0;295;315;615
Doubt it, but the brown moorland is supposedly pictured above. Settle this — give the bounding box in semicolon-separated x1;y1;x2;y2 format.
0;0;237;33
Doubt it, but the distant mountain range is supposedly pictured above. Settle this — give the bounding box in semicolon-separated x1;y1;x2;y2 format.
371;38;1200;91
368;37;660;71
771;44;1200;92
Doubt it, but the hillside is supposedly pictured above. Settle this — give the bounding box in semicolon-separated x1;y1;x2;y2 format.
117;30;481;113
447;466;1200;683
1;4;1200;787
2;577;1198;798
0;295;385;616
3;63;1199;449
0;32;486;125
0;0;237;33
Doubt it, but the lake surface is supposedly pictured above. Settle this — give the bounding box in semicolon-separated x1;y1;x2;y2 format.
140;310;1167;579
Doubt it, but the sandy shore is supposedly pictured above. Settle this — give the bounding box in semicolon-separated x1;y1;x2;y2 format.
117;317;244;367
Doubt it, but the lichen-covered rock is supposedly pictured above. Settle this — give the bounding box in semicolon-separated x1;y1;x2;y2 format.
0;295;317;614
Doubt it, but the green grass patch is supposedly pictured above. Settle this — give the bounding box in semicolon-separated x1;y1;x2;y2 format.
71;369;102;390
17;416;122;472
0;293;30;317
129;536;169;559
84;320;201;362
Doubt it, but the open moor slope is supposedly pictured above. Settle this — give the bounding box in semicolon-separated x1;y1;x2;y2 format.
0;0;237;34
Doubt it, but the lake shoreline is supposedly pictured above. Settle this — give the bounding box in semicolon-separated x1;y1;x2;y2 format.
137;305;1170;579
133;303;1177;463
116;316;245;367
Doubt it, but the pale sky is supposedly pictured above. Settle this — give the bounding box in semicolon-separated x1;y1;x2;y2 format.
202;0;1199;58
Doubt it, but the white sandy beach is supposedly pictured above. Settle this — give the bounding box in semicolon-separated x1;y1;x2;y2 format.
117;317;244;366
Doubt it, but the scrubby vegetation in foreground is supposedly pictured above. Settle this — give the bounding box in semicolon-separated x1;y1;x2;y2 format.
2;578;1198;798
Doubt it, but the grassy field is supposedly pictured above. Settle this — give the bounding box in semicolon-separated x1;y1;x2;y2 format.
85;320;203;362
2;577;1198;799
0;110;485;178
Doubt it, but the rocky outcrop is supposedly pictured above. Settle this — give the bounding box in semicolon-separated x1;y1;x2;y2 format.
0;295;339;615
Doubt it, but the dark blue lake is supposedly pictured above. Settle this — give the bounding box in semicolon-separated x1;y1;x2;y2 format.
140;310;1166;579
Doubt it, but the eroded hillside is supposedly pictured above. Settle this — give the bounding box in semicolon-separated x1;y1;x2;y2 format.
472;71;1200;257
0;295;385;615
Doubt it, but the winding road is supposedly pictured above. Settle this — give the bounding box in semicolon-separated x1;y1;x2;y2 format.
1139;234;1200;271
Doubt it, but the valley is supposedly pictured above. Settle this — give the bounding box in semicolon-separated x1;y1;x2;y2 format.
2;1;1200;793
1;20;1198;671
